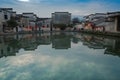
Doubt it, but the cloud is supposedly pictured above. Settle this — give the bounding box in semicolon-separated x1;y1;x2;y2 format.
0;49;119;80
18;0;30;2
0;0;120;17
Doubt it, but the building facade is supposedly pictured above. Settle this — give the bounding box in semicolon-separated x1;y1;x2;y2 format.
22;13;37;31
105;12;120;32
37;18;52;31
84;12;120;32
52;12;71;25
0;8;16;32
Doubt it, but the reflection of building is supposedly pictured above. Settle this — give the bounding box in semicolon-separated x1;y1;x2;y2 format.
39;33;51;45
52;12;71;25
1;32;120;58
104;39;120;57
0;37;17;58
0;33;51;55
20;41;38;50
80;35;105;49
52;38;71;49
19;33;51;50
52;34;71;49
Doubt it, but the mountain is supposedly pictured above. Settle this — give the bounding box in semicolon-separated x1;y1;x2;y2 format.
72;15;84;21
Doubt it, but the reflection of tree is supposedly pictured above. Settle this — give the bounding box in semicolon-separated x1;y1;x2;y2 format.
72;37;79;43
82;35;105;49
8;39;21;49
77;34;120;57
105;48;120;57
0;38;18;58
38;35;51;45
105;39;120;57
1;33;120;58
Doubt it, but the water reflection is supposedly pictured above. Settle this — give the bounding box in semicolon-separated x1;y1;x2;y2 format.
0;32;120;80
52;33;71;49
0;32;120;58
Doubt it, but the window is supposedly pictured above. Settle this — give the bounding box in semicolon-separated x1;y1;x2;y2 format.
4;15;8;20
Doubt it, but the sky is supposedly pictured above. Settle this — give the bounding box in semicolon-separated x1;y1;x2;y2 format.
0;0;120;17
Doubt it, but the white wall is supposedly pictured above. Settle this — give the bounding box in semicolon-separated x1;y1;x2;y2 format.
38;19;51;31
22;14;37;21
105;22;116;32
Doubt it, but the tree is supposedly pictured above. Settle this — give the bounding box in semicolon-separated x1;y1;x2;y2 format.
72;17;80;24
53;24;67;30
7;17;18;29
67;24;74;28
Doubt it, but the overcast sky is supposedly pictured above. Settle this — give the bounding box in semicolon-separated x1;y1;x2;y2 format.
0;0;120;17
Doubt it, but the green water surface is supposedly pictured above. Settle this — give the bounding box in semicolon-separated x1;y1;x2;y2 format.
0;32;120;80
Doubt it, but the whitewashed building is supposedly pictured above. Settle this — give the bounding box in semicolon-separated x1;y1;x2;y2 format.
0;8;16;32
84;12;120;32
22;13;37;30
37;18;52;31
84;13;107;24
52;12;71;25
104;12;120;32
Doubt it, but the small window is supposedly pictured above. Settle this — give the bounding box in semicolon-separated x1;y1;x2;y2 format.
47;24;49;28
4;15;8;19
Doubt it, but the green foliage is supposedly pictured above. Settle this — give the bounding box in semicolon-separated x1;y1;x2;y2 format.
67;24;74;28
53;24;67;30
53;24;73;30
8;39;21;49
7;17;18;29
72;17;80;24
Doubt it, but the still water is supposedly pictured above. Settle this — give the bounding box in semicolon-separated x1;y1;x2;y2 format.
0;32;120;80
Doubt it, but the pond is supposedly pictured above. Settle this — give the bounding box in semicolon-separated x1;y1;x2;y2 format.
0;32;120;80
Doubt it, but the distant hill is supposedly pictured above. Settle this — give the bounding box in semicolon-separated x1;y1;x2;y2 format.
72;15;84;21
